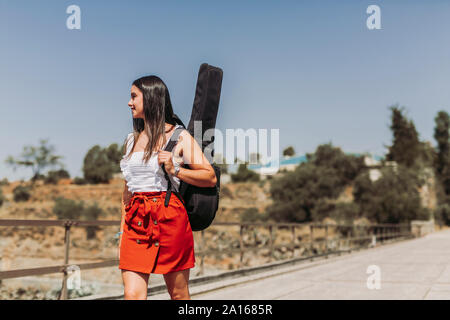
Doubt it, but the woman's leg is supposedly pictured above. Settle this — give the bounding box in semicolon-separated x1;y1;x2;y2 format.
163;268;191;300
121;269;150;300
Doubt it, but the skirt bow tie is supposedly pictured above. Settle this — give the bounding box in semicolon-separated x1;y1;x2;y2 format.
125;194;161;246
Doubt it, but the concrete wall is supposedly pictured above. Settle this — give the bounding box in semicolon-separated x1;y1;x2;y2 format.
411;220;435;237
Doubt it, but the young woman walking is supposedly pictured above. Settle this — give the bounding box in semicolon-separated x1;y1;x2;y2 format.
118;75;217;300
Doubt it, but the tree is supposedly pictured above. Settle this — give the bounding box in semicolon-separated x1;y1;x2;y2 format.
434;111;450;175
268;143;364;223
385;105;423;168
353;166;429;223
434;203;450;226
82;146;115;184
268;162;341;222
433;111;450;197
352;172;373;214
442;165;450;197
283;146;295;157
4;139;64;184
82;143;123;184
306;143;365;185
104;143;123;173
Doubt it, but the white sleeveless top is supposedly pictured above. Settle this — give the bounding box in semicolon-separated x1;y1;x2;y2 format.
120;125;183;194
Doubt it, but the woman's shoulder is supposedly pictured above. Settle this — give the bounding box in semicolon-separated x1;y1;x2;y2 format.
126;132;135;143
123;132;134;156
176;125;189;137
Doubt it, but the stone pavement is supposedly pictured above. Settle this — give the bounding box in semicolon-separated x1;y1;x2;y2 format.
150;229;450;300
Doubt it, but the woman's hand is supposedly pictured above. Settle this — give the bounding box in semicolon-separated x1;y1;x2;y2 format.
158;150;175;175
156;130;216;187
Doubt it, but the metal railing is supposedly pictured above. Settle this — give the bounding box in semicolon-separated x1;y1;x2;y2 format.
0;219;413;299
195;222;413;271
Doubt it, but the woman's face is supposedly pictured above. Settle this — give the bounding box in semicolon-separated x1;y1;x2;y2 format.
128;85;144;118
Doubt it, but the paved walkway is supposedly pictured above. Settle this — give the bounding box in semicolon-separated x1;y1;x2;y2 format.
188;230;450;300
176;230;450;300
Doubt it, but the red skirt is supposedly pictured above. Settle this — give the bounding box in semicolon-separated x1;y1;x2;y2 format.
118;191;195;274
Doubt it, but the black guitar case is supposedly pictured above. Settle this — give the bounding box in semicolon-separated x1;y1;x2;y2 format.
167;63;223;231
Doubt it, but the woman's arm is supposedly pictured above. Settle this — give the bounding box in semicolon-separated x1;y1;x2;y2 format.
158;130;217;188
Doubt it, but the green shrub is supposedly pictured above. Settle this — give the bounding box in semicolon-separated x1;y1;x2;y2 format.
267;143;364;223
311;199;360;223
73;177;88;185
31;174;46;182
311;199;336;222
53;197;84;220
215;162;228;175
220;185;233;199
83;203;104;239
283;146;295;157
45;169;70;184
331;202;360;224
268;162;342;223
0;178;9;186
353;166;426;223
434;203;450;226
307;143;365;184
240;207;268;223
231;164;260;183
52;197;105;239
13;185;31;202
0;188;5;207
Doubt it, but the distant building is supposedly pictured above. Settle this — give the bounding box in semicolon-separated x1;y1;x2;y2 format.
225;155;307;176
363;155;383;182
225;153;388;181
360;155;399;182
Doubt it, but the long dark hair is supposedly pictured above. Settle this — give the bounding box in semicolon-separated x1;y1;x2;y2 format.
122;75;182;163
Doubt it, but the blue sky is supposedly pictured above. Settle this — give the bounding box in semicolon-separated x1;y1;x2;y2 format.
1;0;449;181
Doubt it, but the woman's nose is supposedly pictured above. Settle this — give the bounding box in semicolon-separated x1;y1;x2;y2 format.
128;100;133;107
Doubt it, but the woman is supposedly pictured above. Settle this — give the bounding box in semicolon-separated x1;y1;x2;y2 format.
118;75;217;300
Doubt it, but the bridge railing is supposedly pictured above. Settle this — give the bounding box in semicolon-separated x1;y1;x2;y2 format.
0;219;413;299
195;221;413;273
